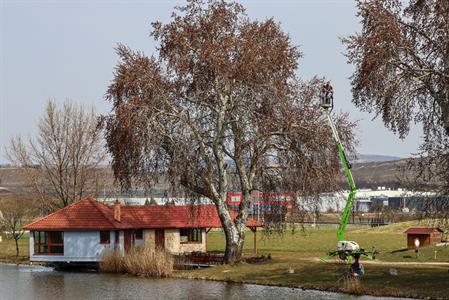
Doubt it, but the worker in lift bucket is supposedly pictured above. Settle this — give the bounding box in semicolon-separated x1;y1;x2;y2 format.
349;254;365;277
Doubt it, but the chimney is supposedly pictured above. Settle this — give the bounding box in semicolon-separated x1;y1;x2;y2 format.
113;200;121;222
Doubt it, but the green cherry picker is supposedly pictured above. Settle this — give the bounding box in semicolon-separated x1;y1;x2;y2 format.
319;82;377;262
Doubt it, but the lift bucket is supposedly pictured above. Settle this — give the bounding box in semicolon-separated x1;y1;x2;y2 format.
319;82;333;110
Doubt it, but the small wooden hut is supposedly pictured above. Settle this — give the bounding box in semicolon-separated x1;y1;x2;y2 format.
404;227;443;250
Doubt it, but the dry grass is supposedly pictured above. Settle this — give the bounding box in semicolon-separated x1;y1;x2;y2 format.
100;249;123;273
342;277;364;295
100;247;173;277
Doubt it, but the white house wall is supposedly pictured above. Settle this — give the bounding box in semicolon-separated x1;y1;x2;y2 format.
29;231;116;262
29;228;207;262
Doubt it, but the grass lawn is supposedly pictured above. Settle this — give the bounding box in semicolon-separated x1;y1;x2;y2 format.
0;235;29;264
207;224;449;263
177;224;449;299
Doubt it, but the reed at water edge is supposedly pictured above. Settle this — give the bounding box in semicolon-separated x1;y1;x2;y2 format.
100;246;174;277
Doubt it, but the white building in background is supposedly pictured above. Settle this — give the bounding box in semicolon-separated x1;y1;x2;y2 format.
321;188;437;213
99;196;214;206
99;188;436;214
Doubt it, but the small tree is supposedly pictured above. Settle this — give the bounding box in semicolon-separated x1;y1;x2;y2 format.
103;0;356;263
0;197;35;257
6;100;106;210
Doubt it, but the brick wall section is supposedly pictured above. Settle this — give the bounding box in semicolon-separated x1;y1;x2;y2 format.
142;229;206;253
179;230;206;253
164;229;180;253
163;229;206;254
144;229;155;250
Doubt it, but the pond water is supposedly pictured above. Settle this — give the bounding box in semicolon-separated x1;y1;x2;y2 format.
0;264;413;300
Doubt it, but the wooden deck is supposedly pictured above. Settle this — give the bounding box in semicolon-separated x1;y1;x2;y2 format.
175;251;225;268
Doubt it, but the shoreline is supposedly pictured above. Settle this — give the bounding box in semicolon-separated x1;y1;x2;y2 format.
173;258;449;300
0;258;46;267
172;271;425;300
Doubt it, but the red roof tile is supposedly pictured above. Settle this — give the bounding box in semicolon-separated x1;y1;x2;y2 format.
24;198;263;231
404;227;443;234
23;198;133;231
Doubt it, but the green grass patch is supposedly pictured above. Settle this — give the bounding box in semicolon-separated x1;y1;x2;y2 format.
0;235;29;264
207;225;449;262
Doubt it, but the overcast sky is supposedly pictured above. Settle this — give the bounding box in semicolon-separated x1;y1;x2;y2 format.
0;0;422;163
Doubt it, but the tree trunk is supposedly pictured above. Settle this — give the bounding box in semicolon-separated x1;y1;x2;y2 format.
442;92;449;135
214;199;246;264
222;221;245;264
15;238;19;257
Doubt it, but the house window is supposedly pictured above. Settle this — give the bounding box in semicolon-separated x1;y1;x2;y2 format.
100;231;110;244
33;231;64;255
134;230;143;240
180;228;202;243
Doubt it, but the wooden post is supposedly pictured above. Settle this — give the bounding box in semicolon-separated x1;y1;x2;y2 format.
250;227;258;255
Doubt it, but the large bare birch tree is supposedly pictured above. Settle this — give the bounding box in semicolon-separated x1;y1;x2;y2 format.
103;0;355;263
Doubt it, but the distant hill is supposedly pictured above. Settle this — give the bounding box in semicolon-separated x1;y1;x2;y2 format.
346;154;409;189
355;154;403;163
348;159;410;189
0;154;414;194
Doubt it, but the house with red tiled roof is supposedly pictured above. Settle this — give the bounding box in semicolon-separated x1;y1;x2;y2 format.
23;198;262;263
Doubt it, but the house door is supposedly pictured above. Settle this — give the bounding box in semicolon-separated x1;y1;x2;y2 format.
155;229;165;250
124;230;132;252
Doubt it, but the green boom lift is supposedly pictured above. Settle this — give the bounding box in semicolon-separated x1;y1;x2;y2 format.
319;82;377;262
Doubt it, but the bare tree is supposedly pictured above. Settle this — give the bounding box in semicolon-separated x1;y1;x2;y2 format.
344;1;449;209
6;100;106;210
0;196;36;257
102;0;356;263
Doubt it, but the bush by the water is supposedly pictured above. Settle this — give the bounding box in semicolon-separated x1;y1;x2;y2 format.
100;247;173;277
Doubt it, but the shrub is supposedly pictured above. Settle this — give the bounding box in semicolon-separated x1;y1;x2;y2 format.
100;247;173;277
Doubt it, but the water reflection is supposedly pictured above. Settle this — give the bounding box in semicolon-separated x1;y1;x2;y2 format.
0;264;412;300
